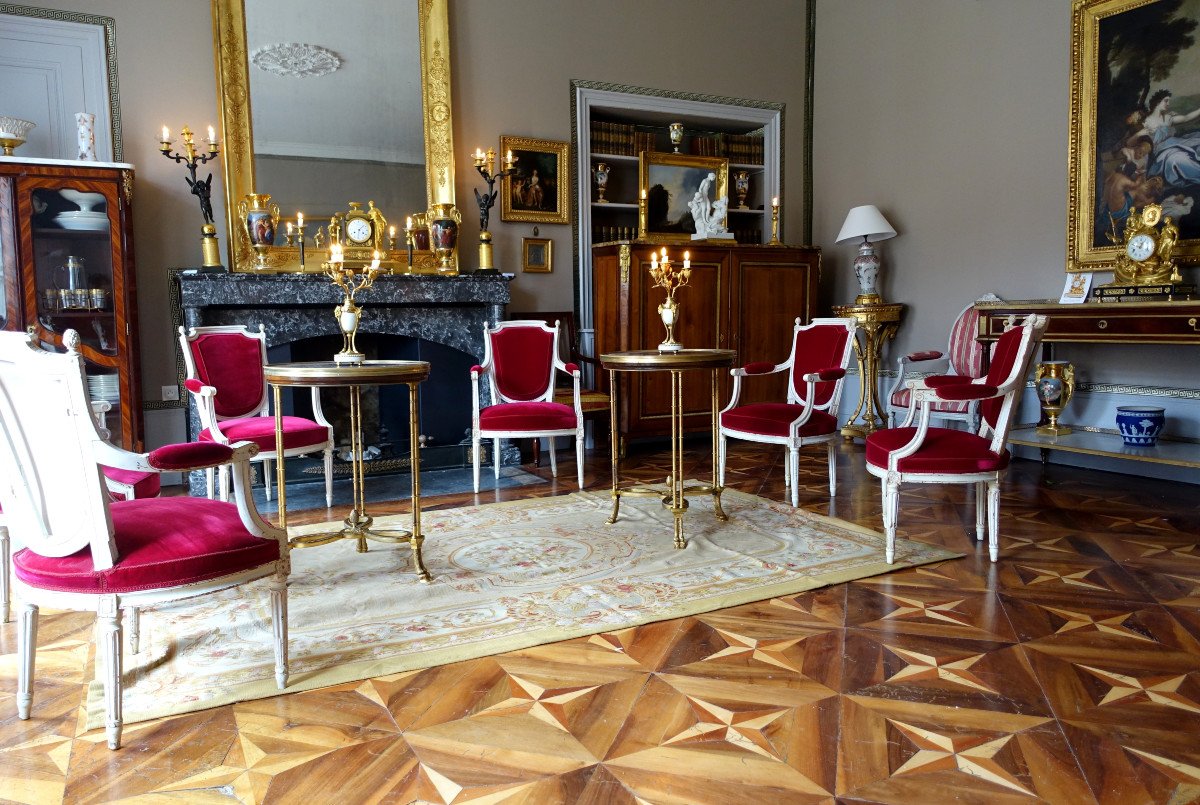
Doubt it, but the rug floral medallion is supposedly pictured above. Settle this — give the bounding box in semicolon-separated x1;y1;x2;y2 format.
87;487;958;728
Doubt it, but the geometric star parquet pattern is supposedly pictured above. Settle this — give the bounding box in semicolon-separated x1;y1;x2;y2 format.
1;441;1198;804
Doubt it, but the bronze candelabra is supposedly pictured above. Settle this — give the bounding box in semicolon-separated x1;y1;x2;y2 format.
324;244;384;365
472;147;517;272
160;124;222;268
648;247;692;352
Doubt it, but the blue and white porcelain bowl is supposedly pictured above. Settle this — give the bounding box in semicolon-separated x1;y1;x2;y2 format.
1115;405;1165;447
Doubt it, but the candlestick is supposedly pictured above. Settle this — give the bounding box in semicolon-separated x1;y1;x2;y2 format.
296;214;306;269
473;142;519;272
769;196;782;245
160;122;222;267
388;225;397;251
405;216;414;272
647;247;691;351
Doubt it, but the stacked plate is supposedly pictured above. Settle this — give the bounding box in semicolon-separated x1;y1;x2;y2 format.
87;374;119;403
56;211;109;232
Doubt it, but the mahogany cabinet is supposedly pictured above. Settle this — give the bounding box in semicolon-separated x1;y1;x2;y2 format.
0;158;142;450
591;241;820;440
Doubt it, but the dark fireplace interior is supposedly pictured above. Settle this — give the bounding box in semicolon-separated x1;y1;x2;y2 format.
265;333;476;480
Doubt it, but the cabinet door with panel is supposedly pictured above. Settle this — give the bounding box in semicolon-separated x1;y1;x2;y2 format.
592;241;819;441
0;158;143;450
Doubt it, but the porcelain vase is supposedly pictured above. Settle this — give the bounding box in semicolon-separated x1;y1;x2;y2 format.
1035;360;1074;436
428;203;461;273
75;113;96;161
1115;405;1165;446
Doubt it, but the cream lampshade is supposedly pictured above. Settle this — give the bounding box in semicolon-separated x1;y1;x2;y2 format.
835;205;897;304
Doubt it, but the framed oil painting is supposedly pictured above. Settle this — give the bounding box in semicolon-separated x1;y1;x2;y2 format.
638;152;729;243
522;236;552;273
1068;0;1200;273
500;136;569;224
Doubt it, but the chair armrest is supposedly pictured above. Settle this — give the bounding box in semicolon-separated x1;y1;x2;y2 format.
92;439;259;473
904;350;944;362
925;374;969;388
928;383;998;402
732;361;785;377
802;367;846;383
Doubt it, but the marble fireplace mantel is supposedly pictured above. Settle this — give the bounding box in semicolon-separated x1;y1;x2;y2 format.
177;272;512;357
176;272;514;494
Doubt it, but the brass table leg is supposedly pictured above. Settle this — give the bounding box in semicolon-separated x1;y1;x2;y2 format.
408;381;431;582
606;368;621;524
273;385;287;531
348;383;372;552
711;367;727;520
669;369;688;548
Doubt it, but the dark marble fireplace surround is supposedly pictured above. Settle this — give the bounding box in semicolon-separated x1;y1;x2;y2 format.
177;272;514;494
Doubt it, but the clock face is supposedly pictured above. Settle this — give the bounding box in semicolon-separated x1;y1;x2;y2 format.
346;218;372;244
1126;233;1156;262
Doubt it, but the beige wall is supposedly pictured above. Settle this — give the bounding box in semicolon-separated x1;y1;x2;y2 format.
15;0;1194;454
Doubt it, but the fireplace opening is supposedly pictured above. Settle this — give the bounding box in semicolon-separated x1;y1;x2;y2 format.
266;333;477;481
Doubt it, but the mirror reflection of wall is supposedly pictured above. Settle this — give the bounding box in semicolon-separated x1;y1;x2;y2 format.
245;0;426;223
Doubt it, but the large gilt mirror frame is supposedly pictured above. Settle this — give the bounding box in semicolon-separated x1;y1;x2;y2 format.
210;0;456;272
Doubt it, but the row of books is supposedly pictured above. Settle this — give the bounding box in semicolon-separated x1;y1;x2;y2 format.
590;121;764;164
591;225;764;245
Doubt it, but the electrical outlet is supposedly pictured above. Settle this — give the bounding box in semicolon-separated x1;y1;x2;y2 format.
161;385;180;401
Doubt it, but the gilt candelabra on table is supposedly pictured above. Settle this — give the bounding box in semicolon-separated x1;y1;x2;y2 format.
324;243;384;365
648;247;692;352
472;147;517;272
160;124;222;268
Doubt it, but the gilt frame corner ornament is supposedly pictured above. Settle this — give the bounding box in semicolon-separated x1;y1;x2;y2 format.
1067;0;1200;275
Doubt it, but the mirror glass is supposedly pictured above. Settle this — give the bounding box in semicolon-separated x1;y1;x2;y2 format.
213;0;456;271
245;0;425;225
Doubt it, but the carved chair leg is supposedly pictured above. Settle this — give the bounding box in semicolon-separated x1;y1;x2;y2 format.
789;447;801;508
493;438;502;480
205;467;215;500
129;606;140;655
324;448;334;508
576;431;585;489
262;458;273;502
17;602;38;719
975;481;987;543
882;476;899;564
987;478;1001;562
270;572;289;689
717;434;727;487
97;597;123;749
472;429;482;493
1;524;9;624
548;437;558;477
532;439;541;467
827;440;838;498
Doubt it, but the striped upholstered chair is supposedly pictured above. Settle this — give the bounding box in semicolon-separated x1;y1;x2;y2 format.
885;294;1001;431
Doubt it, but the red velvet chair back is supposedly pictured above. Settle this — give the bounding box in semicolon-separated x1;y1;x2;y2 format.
0;330;116;566
488;322;557;402
789;322;853;407
182;328;268;419
978;322;1028;431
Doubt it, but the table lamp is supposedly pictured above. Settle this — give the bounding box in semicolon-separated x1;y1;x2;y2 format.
835;205;897;304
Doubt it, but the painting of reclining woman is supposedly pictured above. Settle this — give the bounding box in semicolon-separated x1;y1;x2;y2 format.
1091;0;1200;247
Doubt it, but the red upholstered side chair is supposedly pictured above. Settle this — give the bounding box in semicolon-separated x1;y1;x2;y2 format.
718;317;857;507
508;311;610;465
179;324;334;507
0;329;290;750
470;320;584;493
886;294;1002;430
866;314;1048;564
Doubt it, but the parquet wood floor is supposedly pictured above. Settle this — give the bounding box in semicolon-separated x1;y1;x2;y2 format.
2;440;1199;804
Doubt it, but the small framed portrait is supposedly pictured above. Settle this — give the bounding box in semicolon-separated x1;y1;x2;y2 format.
500;136;570;224
522;237;553;273
638;152;729;243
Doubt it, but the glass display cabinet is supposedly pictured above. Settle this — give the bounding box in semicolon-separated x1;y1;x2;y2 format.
0;157;143;450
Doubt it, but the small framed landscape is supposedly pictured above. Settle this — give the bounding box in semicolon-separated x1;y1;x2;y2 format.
638;152;729;243
500;136;570;225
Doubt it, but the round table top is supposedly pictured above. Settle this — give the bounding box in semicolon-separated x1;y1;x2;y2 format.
600;348;736;371
264;359;431;386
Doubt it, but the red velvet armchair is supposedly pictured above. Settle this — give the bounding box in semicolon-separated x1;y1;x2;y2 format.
471;320;585;492
0;329;290;750
718;317;857;507
179;324;335;507
866;313;1048;563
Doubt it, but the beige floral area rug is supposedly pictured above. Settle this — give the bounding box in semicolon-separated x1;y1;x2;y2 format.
86;486;959;729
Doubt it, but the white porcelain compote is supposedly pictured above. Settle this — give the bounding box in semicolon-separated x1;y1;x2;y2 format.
59;189;106;213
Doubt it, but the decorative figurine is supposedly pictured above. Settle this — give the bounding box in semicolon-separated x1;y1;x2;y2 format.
472;147;518;272
688;172;732;240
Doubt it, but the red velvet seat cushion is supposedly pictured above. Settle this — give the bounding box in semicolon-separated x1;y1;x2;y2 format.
721;403;837;438
101;466;161;500
148;441;236;470
480;401;577;432
12;497;280;593
199;416;328;452
865;427;1010;474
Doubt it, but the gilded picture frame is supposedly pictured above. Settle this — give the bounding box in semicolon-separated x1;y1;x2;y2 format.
522;237;553;273
638;152;729;243
1068;0;1200;273
500;136;570;225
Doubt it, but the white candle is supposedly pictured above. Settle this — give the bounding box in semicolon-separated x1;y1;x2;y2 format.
161;125;170;142
772;196;779;208
370;250;381;270
297;212;304;227
406;216;413;230
683;251;690;268
287;222;293;235
389;225;396;239
207;125;216;142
